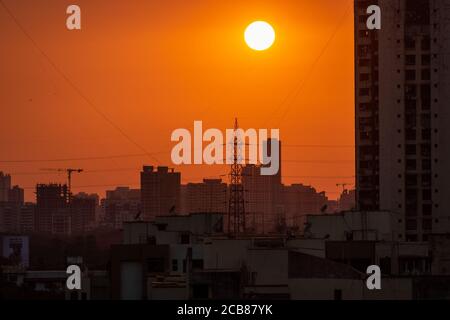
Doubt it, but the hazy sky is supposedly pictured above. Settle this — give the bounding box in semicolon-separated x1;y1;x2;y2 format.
0;0;355;201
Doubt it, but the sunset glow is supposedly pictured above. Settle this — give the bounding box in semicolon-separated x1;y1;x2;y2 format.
244;21;275;51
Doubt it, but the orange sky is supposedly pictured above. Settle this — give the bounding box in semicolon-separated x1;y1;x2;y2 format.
0;0;355;202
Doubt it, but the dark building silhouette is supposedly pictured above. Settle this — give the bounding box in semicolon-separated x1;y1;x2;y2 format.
283;184;328;228
0;171;11;202
242;139;282;233
186;179;227;214
140;166;180;221
35;184;70;235
105;187;141;229
71;193;98;234
8;186;24;204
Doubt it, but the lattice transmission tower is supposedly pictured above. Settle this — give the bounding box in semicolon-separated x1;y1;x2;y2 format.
227;118;246;235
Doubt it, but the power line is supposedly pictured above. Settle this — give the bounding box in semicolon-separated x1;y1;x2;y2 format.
0;0;160;164
263;0;353;128
0;152;169;163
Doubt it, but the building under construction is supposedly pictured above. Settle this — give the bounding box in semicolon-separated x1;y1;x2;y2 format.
35;184;70;235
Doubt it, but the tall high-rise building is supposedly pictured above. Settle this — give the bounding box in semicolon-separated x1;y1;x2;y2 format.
0;171;11;202
186;179;227;214
140;166;181;221
242;139;282;233
355;0;450;241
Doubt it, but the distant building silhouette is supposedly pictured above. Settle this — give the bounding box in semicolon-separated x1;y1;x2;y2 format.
105;187;140;229
140;166;180;221
0;171;11;202
242;139;282;233
0;199;34;234
283;184;328;228
35;184;70;235
8;185;24;204
186;179;227;214
71;193;98;234
337;189;356;212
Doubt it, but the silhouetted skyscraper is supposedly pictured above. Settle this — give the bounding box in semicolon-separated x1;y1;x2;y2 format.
242;139;282;233
140;166;180;221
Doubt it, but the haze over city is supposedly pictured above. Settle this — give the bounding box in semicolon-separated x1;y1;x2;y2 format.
0;0;355;202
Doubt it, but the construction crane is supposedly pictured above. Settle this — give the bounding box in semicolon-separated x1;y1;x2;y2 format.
40;168;83;201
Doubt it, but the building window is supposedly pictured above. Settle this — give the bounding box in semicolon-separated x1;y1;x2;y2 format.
405;235;418;242
406;55;416;65
405;100;416;112
359;103;371;111
421;144;431;157
421;69;431;81
422;159;431;171
406;145;416;155
358;59;371;67
406;174;418;187
405;85;417;98
359;88;370;96
406;129;416;140
421;114;431;129
423;219;432;231
406;0;430;25
422;37;431;50
406;114;417;127
172;259;178;272
405;37;415;49
405;70;416;81
406;219;417;231
422;129;431;140
406;159;416;170
422;174;432;187
422;189;432;201
406;203;418;217
360;73;370;81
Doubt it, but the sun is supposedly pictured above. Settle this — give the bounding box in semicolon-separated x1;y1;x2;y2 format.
244;21;275;51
